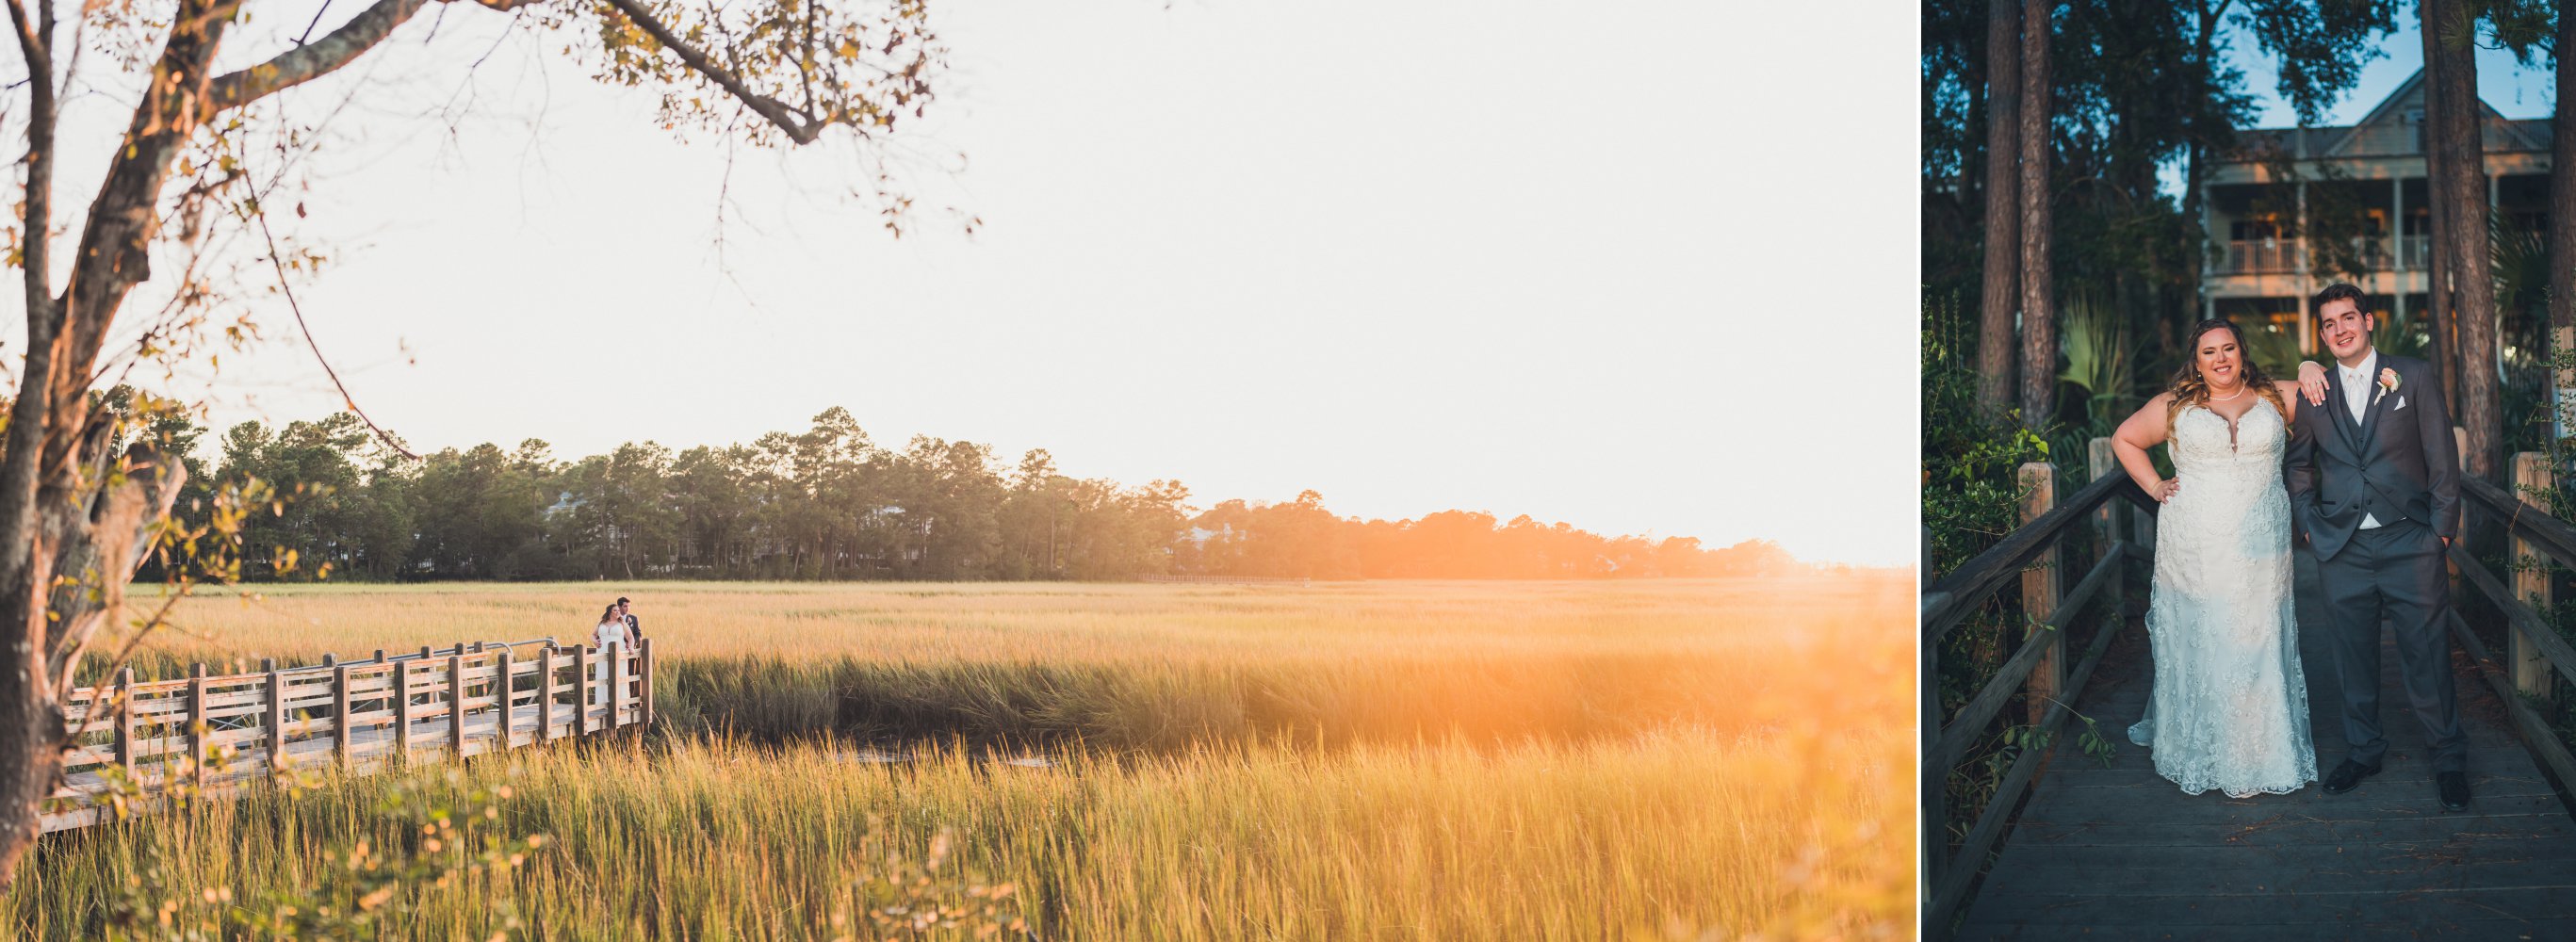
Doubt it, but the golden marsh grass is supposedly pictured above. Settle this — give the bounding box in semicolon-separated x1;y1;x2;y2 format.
18;575;1914;938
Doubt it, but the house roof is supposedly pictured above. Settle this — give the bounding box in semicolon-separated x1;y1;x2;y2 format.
2219;67;2551;163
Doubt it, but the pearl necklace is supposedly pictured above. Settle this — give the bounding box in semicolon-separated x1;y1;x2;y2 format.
2208;384;2249;402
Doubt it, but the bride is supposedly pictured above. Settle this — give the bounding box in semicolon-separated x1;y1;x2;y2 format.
2108;317;2321;797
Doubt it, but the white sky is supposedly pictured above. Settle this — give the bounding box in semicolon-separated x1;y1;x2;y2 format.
24;2;1918;566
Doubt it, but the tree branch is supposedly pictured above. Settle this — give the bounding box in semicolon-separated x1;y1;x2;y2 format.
595;0;824;143
256;209;416;459
206;0;432;111
0;0;60;608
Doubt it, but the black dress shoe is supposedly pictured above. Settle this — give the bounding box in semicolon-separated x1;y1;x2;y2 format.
2323;758;2382;794
2437;771;2471;811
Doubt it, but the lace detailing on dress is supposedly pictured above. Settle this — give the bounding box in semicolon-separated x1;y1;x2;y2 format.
2127;403;2318;797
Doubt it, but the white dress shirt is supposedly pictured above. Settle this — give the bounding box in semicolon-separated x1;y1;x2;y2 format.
2338;349;2384;529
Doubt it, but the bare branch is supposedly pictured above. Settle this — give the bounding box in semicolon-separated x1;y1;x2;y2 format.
255;210;416;459
205;0;431;111
596;0;825;143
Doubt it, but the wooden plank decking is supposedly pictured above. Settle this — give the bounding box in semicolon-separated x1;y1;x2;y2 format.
1957;547;2576;940
39;639;654;834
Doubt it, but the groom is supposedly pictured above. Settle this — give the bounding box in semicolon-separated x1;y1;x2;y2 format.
2282;282;2470;810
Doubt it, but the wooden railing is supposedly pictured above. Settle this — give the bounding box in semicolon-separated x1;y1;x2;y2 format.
2445;454;2576;795
1921;440;2154;934
41;637;656;833
2214;236;2422;274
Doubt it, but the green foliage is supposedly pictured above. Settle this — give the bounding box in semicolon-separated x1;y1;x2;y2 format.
2237;321;2308;380
147;407;1776;583
2059;292;2136;434
1998;703;2118;770
1923;292;2050;574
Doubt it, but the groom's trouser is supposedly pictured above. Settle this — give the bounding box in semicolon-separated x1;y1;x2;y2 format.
2318;518;2468;773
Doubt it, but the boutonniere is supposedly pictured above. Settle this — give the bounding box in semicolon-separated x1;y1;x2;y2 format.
2374;367;2400;405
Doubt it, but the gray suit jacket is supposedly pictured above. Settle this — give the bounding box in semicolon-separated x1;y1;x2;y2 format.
2283;352;2460;560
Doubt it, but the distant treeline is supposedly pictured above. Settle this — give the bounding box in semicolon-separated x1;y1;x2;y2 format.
141;408;1795;582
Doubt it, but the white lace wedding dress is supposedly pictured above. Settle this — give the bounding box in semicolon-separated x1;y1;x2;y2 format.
2126;401;2319;797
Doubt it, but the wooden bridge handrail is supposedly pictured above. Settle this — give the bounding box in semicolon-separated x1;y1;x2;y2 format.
70;637;567;693
2465;473;2576;572
2448;459;2576;798
2448;544;2576;692
41;635;654;835
1925;551;2126;932
2442;596;2576;796
1926;544;2124;776
1921;443;2149;937
1923;469;2149;643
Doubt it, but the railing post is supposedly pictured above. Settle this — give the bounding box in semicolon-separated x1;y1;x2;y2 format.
263;660;285;770
332;663;352;767
2019;463;2063;724
2558;326;2576;444
641;637;656;728
2514;451;2555;702
496;646;514;750
393;659;414;764
187;663;207;791
2088;438;2122;550
1921;613;1944;916
537;645;556;742
575;644;593;736
113;666;134;775
1921;524;1934;582
448;650;466;759
2090;437;2127;690
608;644;625;733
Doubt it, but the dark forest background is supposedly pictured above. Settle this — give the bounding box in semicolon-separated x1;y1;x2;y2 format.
136;406;1790;583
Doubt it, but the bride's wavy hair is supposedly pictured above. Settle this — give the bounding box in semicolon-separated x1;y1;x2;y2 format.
2165;317;2286;435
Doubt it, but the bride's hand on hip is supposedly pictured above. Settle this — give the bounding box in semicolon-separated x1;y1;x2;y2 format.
2152;478;2181;502
2297;361;2330;405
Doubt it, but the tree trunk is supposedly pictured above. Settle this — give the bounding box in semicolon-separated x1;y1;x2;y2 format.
2176;2;2226;361
1979;0;2021;420
2016;0;2054;430
2549;6;2576;445
2428;0;2500;479
0;431;186;887
0;0;245;885
2422;8;2459;407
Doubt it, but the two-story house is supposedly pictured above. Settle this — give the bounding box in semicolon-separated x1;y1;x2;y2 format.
2203;69;2552;353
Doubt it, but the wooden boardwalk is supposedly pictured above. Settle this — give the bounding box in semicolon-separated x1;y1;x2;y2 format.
1957;547;2576;940
40;638;655;834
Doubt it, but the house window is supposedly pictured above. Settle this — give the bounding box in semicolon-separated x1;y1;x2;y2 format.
2231;219;2283;241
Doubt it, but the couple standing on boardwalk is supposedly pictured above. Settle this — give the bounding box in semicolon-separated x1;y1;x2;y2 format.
592;596;644;702
2109;282;2470;812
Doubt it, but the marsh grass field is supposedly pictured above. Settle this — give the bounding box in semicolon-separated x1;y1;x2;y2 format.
12;576;1912;939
